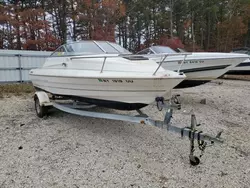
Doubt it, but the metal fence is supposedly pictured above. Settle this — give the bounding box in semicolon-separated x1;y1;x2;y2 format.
0;50;51;83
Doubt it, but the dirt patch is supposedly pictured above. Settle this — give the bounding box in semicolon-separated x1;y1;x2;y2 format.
0;83;35;95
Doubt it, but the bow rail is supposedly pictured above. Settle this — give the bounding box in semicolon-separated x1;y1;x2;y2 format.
70;53;192;75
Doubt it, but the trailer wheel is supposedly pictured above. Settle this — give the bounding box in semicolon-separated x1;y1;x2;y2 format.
34;96;48;118
190;156;200;166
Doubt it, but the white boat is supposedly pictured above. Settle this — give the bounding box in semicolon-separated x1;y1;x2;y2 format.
29;41;185;110
137;46;249;88
227;47;250;75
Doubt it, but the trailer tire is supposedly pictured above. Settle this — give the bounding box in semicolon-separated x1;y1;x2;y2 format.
34;96;48;118
190;156;200;166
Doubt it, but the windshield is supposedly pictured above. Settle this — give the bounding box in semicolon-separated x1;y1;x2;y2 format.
65;41;104;54
151;46;177;54
98;41;119;53
232;50;250;55
175;48;187;53
109;42;132;54
51;41;132;56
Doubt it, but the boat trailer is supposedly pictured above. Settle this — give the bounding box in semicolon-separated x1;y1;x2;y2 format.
34;91;223;166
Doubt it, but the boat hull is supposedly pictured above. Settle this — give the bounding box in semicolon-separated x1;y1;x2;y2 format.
157;54;248;88
174;64;230;88
30;72;184;110
34;86;148;110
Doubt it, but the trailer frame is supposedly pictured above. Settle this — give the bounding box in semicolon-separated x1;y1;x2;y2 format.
34;91;223;166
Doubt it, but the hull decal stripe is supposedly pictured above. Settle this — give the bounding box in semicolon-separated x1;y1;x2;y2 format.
175;64;231;73
30;74;181;80
34;85;166;92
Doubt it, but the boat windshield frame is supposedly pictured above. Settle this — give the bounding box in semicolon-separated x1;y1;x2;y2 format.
232;48;250;55
137;46;178;55
50;41;132;57
150;46;177;54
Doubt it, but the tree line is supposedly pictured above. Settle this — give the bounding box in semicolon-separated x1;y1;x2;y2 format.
1;0;250;52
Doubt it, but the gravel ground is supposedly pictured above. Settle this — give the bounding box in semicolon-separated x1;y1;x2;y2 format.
0;80;249;188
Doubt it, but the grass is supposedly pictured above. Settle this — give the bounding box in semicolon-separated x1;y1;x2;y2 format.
0;83;35;97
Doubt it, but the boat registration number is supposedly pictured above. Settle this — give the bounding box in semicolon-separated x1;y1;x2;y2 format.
178;60;204;64
98;79;134;83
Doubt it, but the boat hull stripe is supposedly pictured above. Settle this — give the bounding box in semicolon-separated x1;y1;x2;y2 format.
175;65;231;73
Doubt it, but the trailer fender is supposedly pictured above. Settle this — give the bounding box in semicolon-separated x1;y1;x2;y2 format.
34;91;52;106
